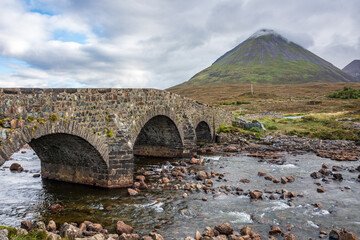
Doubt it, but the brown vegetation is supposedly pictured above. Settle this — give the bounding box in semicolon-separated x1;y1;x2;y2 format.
169;82;360;114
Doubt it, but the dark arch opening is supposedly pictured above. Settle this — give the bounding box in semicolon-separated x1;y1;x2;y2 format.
29;133;109;186
195;121;212;144
133;115;183;158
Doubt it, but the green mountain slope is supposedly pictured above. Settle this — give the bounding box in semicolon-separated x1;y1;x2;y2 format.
175;29;357;87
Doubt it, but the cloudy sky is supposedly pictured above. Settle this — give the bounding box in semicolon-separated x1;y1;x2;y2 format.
0;0;359;89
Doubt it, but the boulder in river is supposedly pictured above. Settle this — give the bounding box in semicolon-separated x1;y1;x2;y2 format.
214;222;233;235
239;178;250;183
9;163;23;172
264;175;275;181
195;171;207;181
283;232;296;240
281;177;288;184
49;203;64;213
332;173;343;181
116;221;133;235
310;172;322;179
240;226;251;236
329;229;358;240
127;188;138;196
269;226;282;235
249;190;263;200
322;163;329;169
287;175;295;182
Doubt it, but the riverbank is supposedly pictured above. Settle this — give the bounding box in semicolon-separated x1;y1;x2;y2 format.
0;133;360;239
0;218;358;240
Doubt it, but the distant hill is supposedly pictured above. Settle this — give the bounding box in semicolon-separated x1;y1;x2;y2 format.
171;29;358;88
343;60;360;79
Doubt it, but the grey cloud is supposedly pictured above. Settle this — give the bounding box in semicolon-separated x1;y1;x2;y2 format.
0;0;359;89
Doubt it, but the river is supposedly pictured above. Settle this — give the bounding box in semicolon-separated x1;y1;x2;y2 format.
0;148;359;239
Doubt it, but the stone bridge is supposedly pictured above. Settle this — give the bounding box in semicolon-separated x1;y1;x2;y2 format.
0;88;233;188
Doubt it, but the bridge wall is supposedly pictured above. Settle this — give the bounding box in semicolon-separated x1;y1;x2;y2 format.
0;88;233;188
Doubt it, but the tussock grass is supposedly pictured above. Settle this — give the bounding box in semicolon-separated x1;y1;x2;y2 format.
260;112;360;142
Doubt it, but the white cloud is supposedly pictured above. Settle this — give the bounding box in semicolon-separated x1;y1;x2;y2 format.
0;0;359;88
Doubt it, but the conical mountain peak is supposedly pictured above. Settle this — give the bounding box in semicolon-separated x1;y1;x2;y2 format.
172;29;358;86
249;29;285;40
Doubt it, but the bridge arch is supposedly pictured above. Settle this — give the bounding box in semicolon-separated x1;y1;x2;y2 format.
195;121;213;144
133;115;184;158
0;120;110;187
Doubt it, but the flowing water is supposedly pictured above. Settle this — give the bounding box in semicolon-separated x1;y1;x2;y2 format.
0;148;360;239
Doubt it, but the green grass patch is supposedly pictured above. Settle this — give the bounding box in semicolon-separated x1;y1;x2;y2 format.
260;113;360;141
217;124;265;139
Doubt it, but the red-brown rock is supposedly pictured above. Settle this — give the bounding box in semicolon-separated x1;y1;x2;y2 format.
49;203;64;213
249;190;263;200
127;188;138;196
10;163;23;172
214;222;233;235
116;221;133;235
269;226;282;235
21;220;32;231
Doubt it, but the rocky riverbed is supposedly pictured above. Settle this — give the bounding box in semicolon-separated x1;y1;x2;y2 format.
0;134;359;240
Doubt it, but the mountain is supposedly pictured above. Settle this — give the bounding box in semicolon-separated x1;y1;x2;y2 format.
173;29;357;87
343;60;360;79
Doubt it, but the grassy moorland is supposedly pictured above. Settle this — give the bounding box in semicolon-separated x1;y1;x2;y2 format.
169;82;360;114
217;111;360;143
261;112;360;142
169;83;360;142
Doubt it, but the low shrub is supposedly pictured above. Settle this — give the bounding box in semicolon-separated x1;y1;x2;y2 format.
327;87;360;99
249;127;263;133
